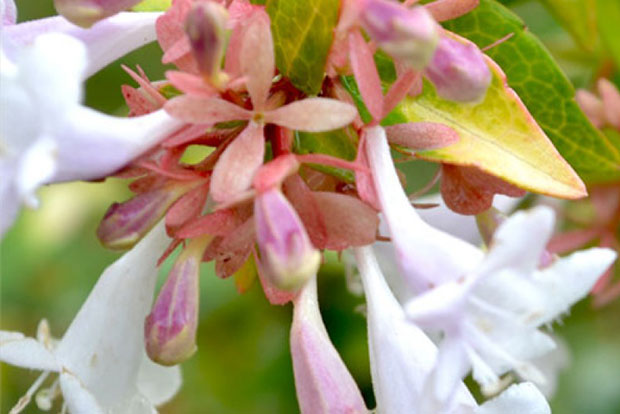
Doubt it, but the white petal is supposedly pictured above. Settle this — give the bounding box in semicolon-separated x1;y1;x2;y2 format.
59;371;105;414
1;0;16;25
15;136;57;208
0;331;59;371
55;222;170;409
365;125;483;292
478;207;555;278
137;353;182;406
532;247;617;326
0;163;20;237
477;382;550;414
52;107;183;182
3;12;161;78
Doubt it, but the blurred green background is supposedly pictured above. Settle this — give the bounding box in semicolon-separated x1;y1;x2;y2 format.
2;1;620;413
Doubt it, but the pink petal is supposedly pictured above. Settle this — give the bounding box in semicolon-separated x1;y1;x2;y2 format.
355;132;382;210
575;89;605;128
210;122;265;202
348;30;384;122
383;69;419;116
214;217;255;279
240;10;274;111
547;228;601;255
165;96;251;124
165;183;210;235
253;154;300;193
385;122;459;150
166;70;217;97
176;208;239;239
156;0;198;73
598;78;620;129
312;192;378;250
283;175;328;250
255;249;297;305
265;98;358;132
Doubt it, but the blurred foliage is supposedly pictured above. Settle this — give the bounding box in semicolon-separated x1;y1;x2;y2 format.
2;1;620;413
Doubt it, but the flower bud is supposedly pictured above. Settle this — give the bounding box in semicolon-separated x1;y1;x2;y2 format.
424;35;492;102
54;0;142;28
359;0;439;69
145;237;209;366
254;189;321;291
185;2;229;86
97;184;186;250
290;278;367;413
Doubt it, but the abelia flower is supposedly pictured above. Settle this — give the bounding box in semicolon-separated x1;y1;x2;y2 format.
145;236;210;365
165;9;357;203
576;78;620;130
353;245;551;414
0;32;183;237
290;277;367;413
0;223;182;413
254;188;321;291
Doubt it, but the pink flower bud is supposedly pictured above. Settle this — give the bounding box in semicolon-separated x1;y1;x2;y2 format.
254;189;321;291
359;0;439;69
97;184;185;250
290;278;367;413
185;2;229;85
145;238;209;366
54;0;142;28
424;35;492;102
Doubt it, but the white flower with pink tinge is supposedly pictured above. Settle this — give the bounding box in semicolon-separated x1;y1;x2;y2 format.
0;223;181;414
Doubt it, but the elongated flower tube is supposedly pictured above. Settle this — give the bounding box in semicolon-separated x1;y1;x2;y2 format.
0;33;183;237
54;0;143;27
424;35;492;102
145;236;210;366
3;11;161;78
364;125;483;292
359;0;439;69
290;277;367;413
254;188;321;291
0;222;182;413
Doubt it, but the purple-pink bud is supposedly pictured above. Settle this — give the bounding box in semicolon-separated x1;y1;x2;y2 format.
97;185;185;250
54;0;142;28
359;0;439;69
145;238;208;366
424;35;492;102
254;189;321;291
185;2;229;84
290;278;367;413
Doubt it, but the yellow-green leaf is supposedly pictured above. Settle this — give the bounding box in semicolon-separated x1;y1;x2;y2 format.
266;0;340;95
132;0;171;12
390;59;587;200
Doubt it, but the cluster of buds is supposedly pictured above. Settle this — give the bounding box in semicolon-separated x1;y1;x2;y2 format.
1;0;617;413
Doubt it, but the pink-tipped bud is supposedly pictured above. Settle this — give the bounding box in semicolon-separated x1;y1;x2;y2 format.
424;35;492;102
97;185;186;250
291;278;367;414
359;0;439;69
145;237;208;366
254;189;321;291
54;0;141;28
185;2;229;85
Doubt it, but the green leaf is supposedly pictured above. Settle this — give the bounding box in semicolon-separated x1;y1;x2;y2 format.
443;0;620;183
294;128;357;182
266;0;340;95
132;0;171;12
389;62;586;200
597;0;620;68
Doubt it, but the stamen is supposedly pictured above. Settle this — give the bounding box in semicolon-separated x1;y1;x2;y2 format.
408;168;441;200
482;32;515;52
10;371;51;414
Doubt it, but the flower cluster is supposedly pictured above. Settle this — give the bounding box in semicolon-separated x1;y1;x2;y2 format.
0;0;616;413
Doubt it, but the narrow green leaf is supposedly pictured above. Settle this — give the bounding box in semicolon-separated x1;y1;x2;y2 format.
266;0;340;95
443;0;620;183
132;0;171;12
294;128;357;182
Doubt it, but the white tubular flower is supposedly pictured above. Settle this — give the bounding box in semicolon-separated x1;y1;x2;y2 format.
0;222;182;414
403;206;615;401
364;125;484;292
2;1;161;78
353;246;551;414
0;33;182;236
